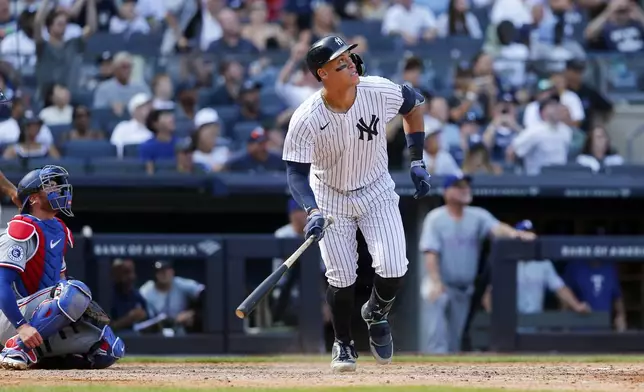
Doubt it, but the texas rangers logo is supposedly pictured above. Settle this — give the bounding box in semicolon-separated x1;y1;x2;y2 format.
356;115;380;141
7;245;24;263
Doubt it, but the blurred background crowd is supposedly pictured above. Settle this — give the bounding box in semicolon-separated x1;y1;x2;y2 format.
0;0;638;176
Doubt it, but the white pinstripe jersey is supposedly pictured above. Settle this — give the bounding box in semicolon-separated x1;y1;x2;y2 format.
282;76;404;192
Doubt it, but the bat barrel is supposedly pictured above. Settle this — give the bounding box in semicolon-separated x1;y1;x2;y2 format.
235;264;288;319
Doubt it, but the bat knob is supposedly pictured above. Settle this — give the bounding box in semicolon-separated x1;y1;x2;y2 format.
235;309;246;319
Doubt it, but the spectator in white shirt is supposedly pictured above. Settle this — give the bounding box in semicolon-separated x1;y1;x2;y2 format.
436;0;483;38
38;83;74;126
109;0;150;35
191;108;230;172
522;78;584;129
275;43;319;109
509;97;572;175
0;97;54;146
423;125;462;176
382;0;438;45
1;9;37;70
576;126;624;173
490;0;539;27
109;93;153;158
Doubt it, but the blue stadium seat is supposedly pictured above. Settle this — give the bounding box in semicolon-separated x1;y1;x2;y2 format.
198;88;214;109
88;157;146;174
63;140;116;159
233;121;261;144
126;32;164;57
175;118;195;137
0;159;26;174
153;159;178;173
123;144;141;158
27;157;86;175
214;105;240;136
84;33;127;57
91;108;127;131
49;124;73;145
540;163;593;175
71;90;94;107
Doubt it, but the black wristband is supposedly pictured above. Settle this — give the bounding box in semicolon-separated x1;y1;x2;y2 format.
405;132;424;162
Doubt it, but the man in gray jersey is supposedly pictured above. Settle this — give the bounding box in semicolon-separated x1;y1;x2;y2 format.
283;35;431;372
419;174;534;353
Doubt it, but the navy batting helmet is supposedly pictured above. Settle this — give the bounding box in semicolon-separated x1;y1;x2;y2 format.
17;165;73;217
306;35;364;81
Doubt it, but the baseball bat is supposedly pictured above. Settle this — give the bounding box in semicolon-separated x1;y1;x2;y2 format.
235;215;335;319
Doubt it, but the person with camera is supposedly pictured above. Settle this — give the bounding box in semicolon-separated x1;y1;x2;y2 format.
482;91;523;165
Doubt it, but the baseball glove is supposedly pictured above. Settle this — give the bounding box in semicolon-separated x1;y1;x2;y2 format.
83;300;111;327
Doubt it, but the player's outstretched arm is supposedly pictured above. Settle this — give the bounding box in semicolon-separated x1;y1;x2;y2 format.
0;170;19;208
0;267;43;349
285;161;325;241
396;83;431;199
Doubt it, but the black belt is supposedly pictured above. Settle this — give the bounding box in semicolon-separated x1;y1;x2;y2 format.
315;174;364;194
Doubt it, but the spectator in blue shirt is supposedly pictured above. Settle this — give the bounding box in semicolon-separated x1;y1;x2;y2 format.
563;260;627;331
207;8;260;55
140;108;177;174
585;0;644;53
223;126;284;172
110;258;149;333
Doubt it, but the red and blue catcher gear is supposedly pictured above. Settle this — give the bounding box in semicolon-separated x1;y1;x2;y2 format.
6;215;72;297
17;165;73;218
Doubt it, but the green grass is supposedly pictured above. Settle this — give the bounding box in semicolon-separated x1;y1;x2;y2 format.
120;353;644;364
3;387;565;392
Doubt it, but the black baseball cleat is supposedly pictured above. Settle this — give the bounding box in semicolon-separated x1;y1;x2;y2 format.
330;339;358;372
361;302;393;364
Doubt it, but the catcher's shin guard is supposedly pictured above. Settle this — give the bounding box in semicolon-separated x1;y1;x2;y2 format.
17;280;92;350
87;326;125;369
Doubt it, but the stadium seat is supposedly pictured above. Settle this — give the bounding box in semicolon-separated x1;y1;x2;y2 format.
49;124;73;146
88;157;146;174
175;118;195;138
123;144;141;158
214;105;240;136
126;32;164;57
233;121;262;144
63;140;117;159
604;164;644;176
91;108;127;131
27;157;86;175
540;163;594;175
84;33;127;57
153;159;178;173
0;159;26;174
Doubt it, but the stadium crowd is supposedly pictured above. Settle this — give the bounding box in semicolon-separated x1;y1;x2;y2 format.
0;0;636;176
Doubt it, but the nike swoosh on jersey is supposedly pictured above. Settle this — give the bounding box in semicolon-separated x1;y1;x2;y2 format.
321;122;330;130
50;239;62;249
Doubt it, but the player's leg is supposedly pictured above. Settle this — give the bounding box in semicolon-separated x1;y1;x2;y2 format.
357;192;407;364
34;322;124;369
1;280;92;370
446;286;472;353
318;214;360;372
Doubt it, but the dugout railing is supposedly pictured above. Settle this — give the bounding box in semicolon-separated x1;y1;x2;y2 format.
490;236;644;353
74;233;324;355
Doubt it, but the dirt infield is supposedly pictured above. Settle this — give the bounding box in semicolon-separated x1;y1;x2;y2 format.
1;361;644;390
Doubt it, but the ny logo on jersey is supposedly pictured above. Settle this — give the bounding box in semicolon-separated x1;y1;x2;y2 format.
356;115;380;141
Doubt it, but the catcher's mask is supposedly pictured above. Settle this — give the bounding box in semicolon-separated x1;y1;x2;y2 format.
17;165;73;217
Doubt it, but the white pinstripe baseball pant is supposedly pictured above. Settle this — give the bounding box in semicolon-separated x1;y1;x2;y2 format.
312;175;408;288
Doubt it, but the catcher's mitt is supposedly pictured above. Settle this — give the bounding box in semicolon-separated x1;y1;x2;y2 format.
84;300;111;327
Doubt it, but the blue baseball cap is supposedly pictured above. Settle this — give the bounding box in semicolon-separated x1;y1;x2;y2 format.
287;198;303;214
515;220;533;231
443;174;472;189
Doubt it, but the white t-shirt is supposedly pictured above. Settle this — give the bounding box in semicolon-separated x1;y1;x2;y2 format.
0;118;54;146
192;147;230;170
522;91;585;129
39;105;73;126
110;119;153;157
200;11;222;51
382;4;437;38
0;30;36;69
423;150;462;176
512;122;572;175
109;16;151;35
576;154;624;173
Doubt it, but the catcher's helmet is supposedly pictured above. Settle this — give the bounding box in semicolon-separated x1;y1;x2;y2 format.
17;165;73;217
306;35;363;82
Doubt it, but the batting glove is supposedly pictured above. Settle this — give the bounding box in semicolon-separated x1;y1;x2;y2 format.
304;210;326;241
410;160;431;199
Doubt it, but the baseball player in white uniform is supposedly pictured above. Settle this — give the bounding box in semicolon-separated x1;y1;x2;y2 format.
282;35;431;372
